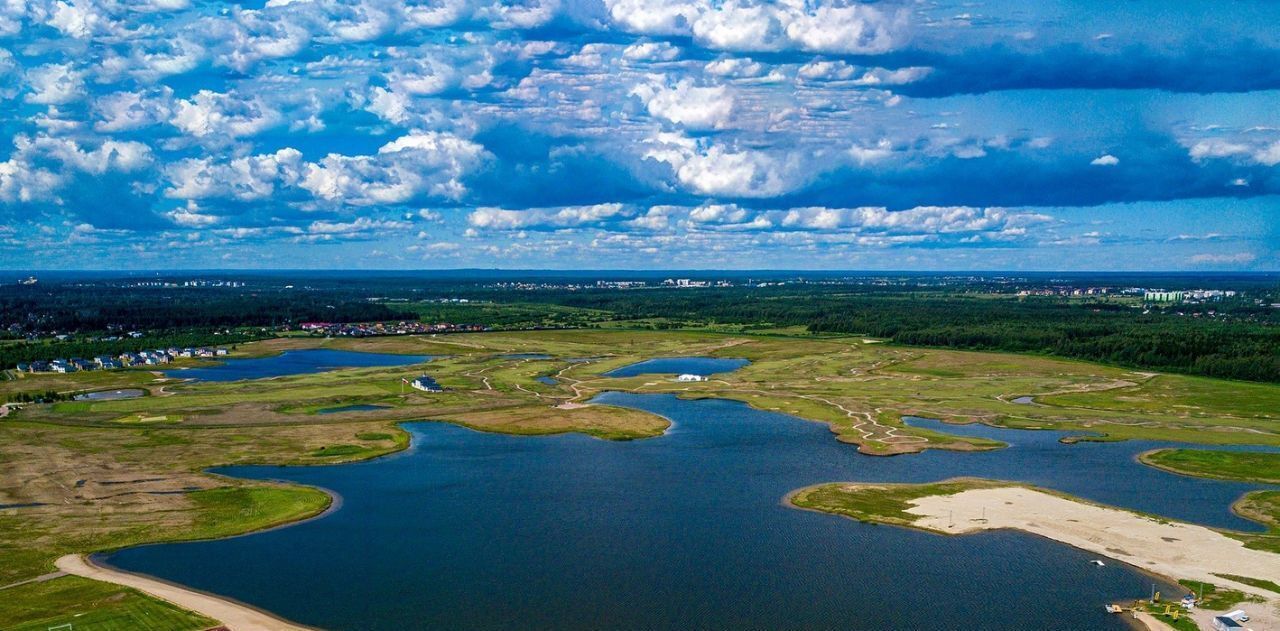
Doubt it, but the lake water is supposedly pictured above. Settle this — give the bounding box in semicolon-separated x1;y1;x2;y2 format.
899;417;1275;531
164;349;433;382
604;357;750;377
104;392;1277;630
73;388;145;401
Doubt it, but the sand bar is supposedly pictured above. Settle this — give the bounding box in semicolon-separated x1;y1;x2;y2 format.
906;487;1279;595
56;554;313;631
905;486;1280;629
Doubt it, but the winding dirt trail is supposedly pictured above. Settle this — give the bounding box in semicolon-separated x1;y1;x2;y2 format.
799;394;928;445
56;554;313;631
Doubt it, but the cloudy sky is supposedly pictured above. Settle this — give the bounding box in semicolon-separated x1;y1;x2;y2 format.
1;0;1277;270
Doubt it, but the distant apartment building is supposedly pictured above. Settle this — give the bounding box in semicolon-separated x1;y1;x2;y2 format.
1144;290;1184;303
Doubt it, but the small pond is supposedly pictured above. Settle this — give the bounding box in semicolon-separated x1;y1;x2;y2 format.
164;349;434;382
604;356;749;378
73;388;145;401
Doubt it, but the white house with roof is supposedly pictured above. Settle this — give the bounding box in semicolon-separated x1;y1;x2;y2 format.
410;375;442;392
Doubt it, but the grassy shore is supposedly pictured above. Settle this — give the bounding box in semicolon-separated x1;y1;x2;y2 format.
1;576;217;631
6;328;1280;627
788;478;1009;528
1139;448;1280;485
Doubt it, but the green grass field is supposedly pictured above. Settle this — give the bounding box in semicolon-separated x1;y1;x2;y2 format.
0;576;216;631
789;478;1008;527
1140;449;1280;484
1178;579;1264;610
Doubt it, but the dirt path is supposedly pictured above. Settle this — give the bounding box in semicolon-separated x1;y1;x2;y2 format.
555;361;600;403
0;570;66;591
799;395;927;445
1133;611;1179;631
421;337;486;349
56;554;313;631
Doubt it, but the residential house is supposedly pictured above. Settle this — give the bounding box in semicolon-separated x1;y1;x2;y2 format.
410;375;443;393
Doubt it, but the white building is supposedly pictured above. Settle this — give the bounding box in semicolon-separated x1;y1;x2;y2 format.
410;376;442;392
676;374;707;382
1144;290;1185;303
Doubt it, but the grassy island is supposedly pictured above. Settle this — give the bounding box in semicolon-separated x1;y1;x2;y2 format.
1139;448;1280;485
789;478;1280;617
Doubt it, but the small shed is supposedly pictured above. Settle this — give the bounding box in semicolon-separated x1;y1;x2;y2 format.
1212;615;1245;631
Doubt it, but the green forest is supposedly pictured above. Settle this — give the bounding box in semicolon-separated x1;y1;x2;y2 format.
3;277;1278;383
530;290;1280;383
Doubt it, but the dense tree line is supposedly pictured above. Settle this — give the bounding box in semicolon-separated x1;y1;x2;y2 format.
2;389;72;404
404;302;613;328
5;279;1278;383
531;289;1280;383
0;331;262;370
0;286;416;331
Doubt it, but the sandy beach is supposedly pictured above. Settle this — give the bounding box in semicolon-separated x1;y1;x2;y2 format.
905;487;1280;629
56;554;313;631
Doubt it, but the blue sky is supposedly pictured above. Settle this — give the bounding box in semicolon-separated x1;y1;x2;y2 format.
0;0;1277;270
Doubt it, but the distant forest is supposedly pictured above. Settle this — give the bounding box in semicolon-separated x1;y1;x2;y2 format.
2;278;1278;383
0;285;416;330
530;290;1280;383
0;285;416;370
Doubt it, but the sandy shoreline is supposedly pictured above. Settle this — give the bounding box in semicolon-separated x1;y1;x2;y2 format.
57;554;314;631
904;486;1280;629
59;484;344;629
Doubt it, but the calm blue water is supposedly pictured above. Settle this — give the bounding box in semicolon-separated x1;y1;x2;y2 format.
164;350;434;382
604;357;750;377
535;376;558;386
103;392;1278;630
316;404;392;415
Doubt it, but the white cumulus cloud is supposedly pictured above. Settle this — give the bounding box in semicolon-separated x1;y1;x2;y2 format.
631;78;735;130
